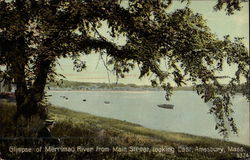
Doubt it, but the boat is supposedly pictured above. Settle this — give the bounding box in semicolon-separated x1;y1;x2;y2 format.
157;104;174;109
104;101;110;104
60;96;69;100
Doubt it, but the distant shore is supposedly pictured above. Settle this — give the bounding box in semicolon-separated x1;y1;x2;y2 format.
47;80;194;92
47;88;162;92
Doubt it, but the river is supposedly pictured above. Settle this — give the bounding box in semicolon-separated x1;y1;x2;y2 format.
47;90;249;145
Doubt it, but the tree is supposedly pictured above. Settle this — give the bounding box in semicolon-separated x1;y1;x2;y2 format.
213;0;248;15
0;0;249;137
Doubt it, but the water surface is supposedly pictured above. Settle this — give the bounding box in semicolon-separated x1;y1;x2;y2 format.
48;90;249;145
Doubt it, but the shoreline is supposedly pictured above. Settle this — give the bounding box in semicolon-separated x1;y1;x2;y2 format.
47;89;163;93
46;90;245;96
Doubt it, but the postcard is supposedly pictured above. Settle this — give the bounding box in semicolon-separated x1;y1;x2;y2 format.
0;0;249;159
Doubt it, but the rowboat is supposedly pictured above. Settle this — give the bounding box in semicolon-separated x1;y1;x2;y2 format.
157;104;174;109
104;101;110;104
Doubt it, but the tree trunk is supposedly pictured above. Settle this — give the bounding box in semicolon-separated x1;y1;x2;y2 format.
11;37;28;118
23;56;52;118
12;37;52;118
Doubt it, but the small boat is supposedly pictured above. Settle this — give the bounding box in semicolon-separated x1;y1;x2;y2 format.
83;99;86;102
104;101;110;104
60;96;69;100
157;104;174;109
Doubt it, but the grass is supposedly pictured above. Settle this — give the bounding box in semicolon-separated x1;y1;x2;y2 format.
0;99;249;160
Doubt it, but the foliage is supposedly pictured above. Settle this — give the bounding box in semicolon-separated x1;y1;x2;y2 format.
213;0;248;15
0;0;249;137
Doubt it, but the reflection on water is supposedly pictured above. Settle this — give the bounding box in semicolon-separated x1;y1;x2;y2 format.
48;91;249;145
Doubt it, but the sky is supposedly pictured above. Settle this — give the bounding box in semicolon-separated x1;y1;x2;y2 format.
56;1;249;85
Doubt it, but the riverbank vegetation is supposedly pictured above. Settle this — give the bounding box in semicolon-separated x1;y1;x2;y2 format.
47;80;162;91
48;80;249;94
48;80;196;91
0;100;249;160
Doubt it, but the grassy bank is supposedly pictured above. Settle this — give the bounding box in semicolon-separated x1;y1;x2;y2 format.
0;100;249;160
